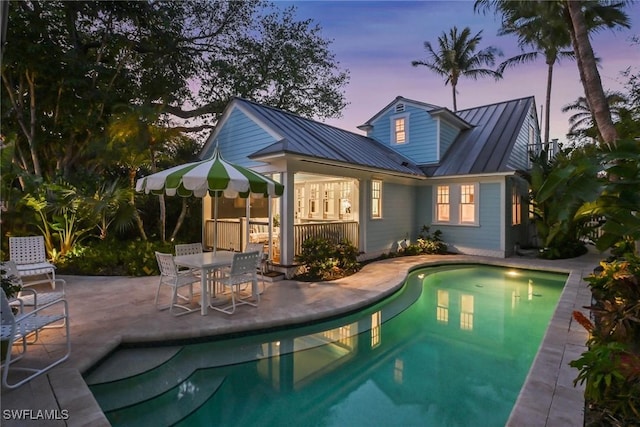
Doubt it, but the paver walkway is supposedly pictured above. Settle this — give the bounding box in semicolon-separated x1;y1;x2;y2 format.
1;252;601;426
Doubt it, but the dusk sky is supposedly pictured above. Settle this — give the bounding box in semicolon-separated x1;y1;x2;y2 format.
282;1;639;142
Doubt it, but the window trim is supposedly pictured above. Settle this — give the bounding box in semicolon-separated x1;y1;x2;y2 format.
512;187;522;226
436;185;450;223
432;183;479;226
390;113;410;145
371;179;382;219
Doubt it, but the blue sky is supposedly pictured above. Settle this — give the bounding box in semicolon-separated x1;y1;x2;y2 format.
281;0;639;141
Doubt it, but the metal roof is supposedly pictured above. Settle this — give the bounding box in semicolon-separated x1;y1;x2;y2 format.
421;97;535;177
231;98;426;178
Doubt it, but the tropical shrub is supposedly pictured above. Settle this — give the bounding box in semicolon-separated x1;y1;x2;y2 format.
57;238;175;276
570;254;640;425
295;238;360;281
402;226;448;255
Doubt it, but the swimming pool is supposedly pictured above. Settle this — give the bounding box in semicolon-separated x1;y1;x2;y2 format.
89;264;567;426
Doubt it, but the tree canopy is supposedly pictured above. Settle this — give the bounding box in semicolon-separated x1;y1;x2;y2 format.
1;0;349;182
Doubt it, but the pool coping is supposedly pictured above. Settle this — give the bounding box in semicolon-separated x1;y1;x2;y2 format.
0;253;598;426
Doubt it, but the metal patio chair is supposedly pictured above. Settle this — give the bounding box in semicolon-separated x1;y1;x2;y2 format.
244;242;268;294
154;252;201;316
9;236;57;290
211;251;261;315
1;288;70;389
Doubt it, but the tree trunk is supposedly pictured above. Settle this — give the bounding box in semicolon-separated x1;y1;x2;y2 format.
159;194;166;242
170;198;189;242
452;84;457;112
566;0;617;148
129;169;147;240
544;62;553;149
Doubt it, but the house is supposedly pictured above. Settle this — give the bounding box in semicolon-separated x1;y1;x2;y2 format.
199;95;542;270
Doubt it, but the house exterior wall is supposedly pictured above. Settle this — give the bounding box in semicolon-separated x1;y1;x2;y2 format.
206;107;277;168
505;176;531;255
423;178;506;257
507;104;540;171
363;180;417;259
438;119;459;161
368;103;439;164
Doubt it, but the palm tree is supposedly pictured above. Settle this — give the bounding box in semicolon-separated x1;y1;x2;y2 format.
492;1;575;147
561;92;627;142
565;0;630;148
411;26;501;111
475;0;630;148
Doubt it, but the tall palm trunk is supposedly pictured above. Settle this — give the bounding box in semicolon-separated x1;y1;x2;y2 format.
544;61;553;148
129;169;148;240
566;0;618;148
452;84;458;112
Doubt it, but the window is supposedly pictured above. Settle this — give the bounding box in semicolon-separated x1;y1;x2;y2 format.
295;187;305;219
371;180;382;218
394;117;407;144
460;184;475;223
436;185;450;222
309;184;319;215
512;187;521;225
323;183;335;218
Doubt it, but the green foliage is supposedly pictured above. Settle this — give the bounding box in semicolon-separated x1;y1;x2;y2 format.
402;226;448;255
571;255;640;424
295;238;360;281
527;145;601;259
0;267;22;299
57;238;175;276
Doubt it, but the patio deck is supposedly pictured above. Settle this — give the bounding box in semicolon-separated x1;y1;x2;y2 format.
0;252;600;426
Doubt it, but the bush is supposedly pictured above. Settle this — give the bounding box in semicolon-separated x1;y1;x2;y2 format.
295;238;360;281
570;254;640;425
537;240;588;259
57;238;175;276
401;226;448;255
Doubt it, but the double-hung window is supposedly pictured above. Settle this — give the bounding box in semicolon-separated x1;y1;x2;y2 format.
460;184;475;223
436;185;450;222
371;180;382;219
512;187;522;225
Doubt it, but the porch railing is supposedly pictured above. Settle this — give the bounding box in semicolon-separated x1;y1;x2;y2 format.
293;221;359;256
205;219;360;260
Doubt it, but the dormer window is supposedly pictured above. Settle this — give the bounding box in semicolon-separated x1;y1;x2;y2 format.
391;113;410;145
395;118;406;144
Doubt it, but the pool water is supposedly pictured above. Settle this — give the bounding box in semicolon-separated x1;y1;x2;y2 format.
89;265;567;427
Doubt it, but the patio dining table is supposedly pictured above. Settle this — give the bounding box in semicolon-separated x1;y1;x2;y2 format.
173;251;235;315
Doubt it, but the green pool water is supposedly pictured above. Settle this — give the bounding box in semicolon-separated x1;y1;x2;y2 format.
90;264;567;427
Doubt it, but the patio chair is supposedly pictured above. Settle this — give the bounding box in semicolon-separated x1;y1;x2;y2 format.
1;288;70;389
2;261;67;338
9;236;57;290
154;252;201;316
244;242;267;293
175;243;203;276
211;251;261;315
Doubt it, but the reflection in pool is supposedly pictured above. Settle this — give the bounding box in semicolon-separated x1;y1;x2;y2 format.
89;265;567;427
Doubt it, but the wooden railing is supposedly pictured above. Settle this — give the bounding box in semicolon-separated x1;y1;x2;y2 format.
206;219;360;261
294;221;359;256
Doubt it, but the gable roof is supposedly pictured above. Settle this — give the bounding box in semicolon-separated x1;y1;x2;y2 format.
421;96;535;177
226;98;425;178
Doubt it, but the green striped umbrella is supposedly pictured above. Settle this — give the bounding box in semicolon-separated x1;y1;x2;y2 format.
135;145;284;199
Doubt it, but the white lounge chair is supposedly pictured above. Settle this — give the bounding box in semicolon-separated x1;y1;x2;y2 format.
211;251;261;315
1;288;70;389
154;252;200;316
9;236;57;290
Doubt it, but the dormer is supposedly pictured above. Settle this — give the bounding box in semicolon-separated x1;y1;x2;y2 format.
359;96;472;165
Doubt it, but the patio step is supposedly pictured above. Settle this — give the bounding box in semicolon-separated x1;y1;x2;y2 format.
104;368;224;426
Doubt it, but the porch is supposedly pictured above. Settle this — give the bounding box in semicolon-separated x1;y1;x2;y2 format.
204;218;359;264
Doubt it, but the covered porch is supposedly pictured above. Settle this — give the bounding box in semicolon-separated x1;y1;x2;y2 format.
203;172;360;268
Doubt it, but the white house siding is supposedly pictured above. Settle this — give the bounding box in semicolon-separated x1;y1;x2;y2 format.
211;108;277;168
430;182;505;257
507;104;540;171
369;104;439;164
364;180;417;258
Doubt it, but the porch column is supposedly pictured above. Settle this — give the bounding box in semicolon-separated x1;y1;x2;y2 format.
280;171;296;265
